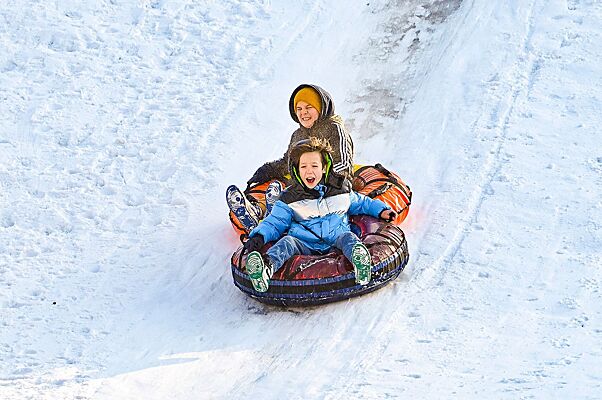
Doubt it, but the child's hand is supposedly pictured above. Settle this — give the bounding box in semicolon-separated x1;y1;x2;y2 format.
243;235;265;252
379;209;397;222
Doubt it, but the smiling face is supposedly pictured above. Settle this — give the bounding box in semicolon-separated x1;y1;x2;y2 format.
295;101;320;129
298;151;325;189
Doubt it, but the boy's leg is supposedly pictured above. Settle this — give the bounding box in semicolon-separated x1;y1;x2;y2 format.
265;236;313;273
246;236;312;292
226;185;263;231
334;231;372;285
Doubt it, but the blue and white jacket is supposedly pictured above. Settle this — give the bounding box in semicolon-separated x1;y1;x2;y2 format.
249;179;389;252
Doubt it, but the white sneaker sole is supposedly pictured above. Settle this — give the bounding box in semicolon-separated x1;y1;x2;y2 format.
265;181;283;215
226;185;259;230
246;251;270;293
352;244;372;286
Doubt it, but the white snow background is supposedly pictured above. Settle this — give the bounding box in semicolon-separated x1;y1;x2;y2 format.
1;0;601;399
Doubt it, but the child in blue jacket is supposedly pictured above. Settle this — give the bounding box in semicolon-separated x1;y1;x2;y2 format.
243;137;397;292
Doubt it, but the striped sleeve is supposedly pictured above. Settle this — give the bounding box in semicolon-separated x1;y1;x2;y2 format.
328;121;353;177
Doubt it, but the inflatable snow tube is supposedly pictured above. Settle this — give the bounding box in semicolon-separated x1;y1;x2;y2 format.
230;215;409;307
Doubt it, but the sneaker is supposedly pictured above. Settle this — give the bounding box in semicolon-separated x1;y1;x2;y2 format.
265;181;284;215
226;185;262;231
246;251;273;293
351;243;372;285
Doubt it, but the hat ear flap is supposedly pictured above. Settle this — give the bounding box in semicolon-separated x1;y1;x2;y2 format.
324;152;332;180
292;165;303;185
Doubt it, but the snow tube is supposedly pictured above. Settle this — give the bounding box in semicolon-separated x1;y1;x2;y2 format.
352;164;412;225
230;215;409;306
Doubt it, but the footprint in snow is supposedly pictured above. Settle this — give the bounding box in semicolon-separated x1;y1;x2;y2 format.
580;277;599;293
587;157;602;173
0;213;15;228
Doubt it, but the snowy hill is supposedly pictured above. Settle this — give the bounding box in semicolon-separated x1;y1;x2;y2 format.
1;0;601;399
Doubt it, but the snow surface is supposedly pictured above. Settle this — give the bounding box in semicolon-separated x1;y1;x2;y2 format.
1;0;601;398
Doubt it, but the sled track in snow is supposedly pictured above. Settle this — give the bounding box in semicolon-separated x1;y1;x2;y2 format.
324;0;545;396
321;1;483;396
412;0;541;291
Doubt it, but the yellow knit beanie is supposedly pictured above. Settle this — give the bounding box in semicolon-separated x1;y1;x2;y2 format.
293;87;322;113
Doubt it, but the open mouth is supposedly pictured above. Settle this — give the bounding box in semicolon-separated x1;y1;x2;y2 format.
305;177;316;185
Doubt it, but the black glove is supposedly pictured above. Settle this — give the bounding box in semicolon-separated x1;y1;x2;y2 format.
243;235;265;252
247;164;276;187
380;210;397;223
